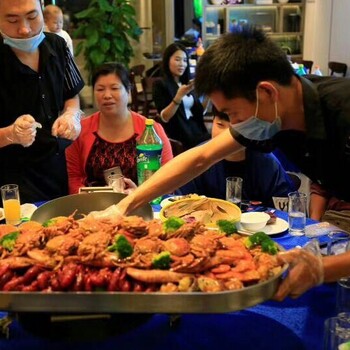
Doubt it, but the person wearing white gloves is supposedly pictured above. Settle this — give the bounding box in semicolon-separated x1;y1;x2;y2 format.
274;240;325;301
275;241;350;301
0;0;84;202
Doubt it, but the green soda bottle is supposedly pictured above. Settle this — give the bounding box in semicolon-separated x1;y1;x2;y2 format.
136;119;163;204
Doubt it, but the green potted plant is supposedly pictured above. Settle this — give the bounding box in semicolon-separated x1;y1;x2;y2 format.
74;0;142;82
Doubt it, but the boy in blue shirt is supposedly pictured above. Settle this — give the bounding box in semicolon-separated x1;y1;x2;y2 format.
178;108;295;207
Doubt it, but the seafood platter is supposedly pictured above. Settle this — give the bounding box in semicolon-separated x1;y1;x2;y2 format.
0;193;287;314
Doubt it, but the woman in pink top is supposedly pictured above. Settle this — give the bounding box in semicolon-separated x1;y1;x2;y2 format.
66;62;173;194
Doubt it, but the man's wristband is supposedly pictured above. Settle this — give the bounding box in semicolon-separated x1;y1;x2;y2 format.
172;99;181;105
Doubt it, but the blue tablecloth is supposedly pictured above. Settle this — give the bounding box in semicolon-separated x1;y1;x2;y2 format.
0;204;337;349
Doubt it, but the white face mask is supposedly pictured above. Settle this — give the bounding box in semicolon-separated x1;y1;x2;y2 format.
231;90;281;141
1;27;45;52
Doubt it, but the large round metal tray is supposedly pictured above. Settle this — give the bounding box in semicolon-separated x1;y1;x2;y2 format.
8;194;286;314
31;192;153;223
0;263;287;313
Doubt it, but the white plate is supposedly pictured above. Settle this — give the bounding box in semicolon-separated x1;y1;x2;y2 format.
21;203;38;219
0;208;4;221
237;217;289;236
160;195;205;208
160;196;183;208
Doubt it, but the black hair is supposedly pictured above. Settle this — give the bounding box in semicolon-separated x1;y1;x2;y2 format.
162;42;190;84
195;27;295;101
92;62;131;92
192;18;201;28
212;105;229;122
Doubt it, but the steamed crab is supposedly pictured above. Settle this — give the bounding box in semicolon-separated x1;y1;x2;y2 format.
125;228;281;292
0;213;283;293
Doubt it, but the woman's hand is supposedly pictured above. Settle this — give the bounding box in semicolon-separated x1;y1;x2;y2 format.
123;178;137;195
174;81;194;102
161;80;195;122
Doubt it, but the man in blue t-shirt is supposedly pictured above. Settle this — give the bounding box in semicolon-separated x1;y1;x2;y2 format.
183;18;201;44
177;109;295;207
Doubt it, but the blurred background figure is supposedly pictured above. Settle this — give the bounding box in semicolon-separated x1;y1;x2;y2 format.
66;62;173;194
309;182;350;232
153;42;210;150
182;18;202;45
43;4;73;55
178;107;295;207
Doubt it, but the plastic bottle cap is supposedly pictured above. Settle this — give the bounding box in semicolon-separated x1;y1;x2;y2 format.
145;119;154;126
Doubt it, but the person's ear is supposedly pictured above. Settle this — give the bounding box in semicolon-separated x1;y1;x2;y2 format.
256;81;279;103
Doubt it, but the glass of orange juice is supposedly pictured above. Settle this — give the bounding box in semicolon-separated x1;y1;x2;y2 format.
1;184;21;225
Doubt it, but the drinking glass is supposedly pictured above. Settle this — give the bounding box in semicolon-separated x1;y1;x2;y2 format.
337;279;350;315
334;241;350;314
288;191;307;236
324;314;350;350
327;232;350;256
1;184;21;225
226;177;243;208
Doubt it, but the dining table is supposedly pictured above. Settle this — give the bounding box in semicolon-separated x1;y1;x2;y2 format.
0;202;341;350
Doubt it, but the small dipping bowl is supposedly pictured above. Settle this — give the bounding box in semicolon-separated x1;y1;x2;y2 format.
240;212;270;232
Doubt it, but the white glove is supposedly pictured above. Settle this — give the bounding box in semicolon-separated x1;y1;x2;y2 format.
274;239;324;301
8;115;41;147
88;204;123;220
52;108;83;140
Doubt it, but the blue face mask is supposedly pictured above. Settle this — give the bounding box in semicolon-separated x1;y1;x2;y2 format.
231;91;281;141
1;27;45;52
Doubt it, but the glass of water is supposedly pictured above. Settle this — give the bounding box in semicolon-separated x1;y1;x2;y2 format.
288;191;307;236
226;177;243;208
324;314;350;350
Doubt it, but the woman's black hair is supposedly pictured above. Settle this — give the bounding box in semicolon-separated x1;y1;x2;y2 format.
92;62;131;91
162;42;190;84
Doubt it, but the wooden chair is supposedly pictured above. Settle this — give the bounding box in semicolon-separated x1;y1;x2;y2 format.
130;64;145;78
301;60;313;74
328;61;348;77
169;138;184;157
145;62;162;78
140;76;161;117
129;71;140;112
286;171;302;191
129;64;145;113
293;58;313;74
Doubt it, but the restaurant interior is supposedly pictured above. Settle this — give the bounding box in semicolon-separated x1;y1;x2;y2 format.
63;0;350;114
0;0;350;349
